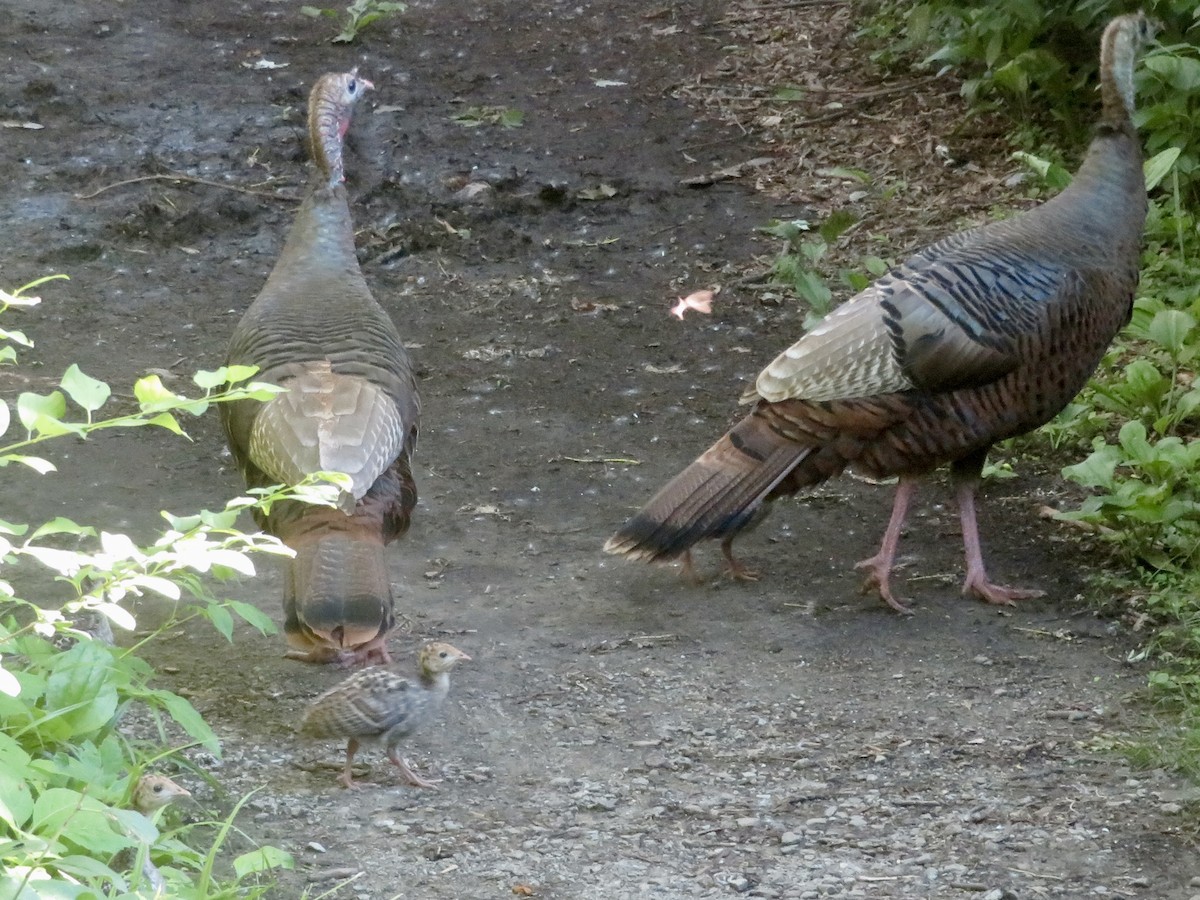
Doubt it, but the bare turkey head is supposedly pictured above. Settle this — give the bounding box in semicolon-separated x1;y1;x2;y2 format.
418;642;472;676
308;68;375;184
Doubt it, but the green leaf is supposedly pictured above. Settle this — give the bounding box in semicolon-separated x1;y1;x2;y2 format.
5;454;56;474
1117;420;1153;464
235;845;295;877
147;411;185;435
133;374;182;412
208;603;235;641
0;770;34;830
1062;442;1120;490
300;5;329;17
45;641;120;738
1146;308;1195;357
0;399;8;440
30;788;134;856
150;689;220;755
127;575;182;600
1145;54;1200;92
818;209;860;244
17;390;81;437
794;271;832;309
1144;147;1182;192
228;600;278;634
59;364;111;414
29;517;92;541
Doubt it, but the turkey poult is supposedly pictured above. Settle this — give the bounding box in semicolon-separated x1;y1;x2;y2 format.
109;774;191;894
605;14;1156;612
130;774;191;814
299;641;471;789
221;71;420;664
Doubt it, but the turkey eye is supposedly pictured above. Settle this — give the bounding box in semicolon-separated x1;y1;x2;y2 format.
347;79;358;94
439;651;448;658
152;785;163;793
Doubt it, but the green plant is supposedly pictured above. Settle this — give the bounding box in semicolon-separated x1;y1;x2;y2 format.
451;105;525;129
0;276;334;896
760;211;889;329
864;2;1200;207
300;0;406;43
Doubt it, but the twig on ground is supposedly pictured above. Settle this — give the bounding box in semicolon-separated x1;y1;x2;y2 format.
76;172;299;201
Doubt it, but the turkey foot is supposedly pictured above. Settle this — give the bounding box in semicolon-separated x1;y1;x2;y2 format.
963;572;1046;606
957;482;1045;607
720;537;759;582
285;638;392;667
855;555;914;616
388;751;441;789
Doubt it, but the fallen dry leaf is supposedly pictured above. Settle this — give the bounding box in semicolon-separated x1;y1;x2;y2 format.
670;289;714;320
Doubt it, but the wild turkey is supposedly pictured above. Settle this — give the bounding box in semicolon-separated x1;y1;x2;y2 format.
109;774;191;893
298;641;472;789
221;70;420;662
605;13;1156;612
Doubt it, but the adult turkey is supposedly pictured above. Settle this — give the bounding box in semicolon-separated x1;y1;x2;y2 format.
605;13;1156;612
221;71;420;662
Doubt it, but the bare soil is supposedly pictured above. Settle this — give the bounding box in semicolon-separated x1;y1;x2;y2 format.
3;0;1199;897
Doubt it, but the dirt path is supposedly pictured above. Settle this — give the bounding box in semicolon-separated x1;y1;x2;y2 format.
3;0;1198;897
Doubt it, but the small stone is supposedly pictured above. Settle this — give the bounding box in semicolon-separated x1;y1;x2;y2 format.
306;841;327;853
780;832;802;846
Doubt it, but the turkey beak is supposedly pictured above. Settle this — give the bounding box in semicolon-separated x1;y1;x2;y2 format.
457;651;472;662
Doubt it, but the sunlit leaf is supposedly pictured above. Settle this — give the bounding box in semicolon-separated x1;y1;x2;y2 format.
146;412;185;435
0;666;20;699
59;364;111;414
17;391;82;437
127;576;182;600
21;546;88;577
133;374;183;413
204;549;257;576
5;454;56;474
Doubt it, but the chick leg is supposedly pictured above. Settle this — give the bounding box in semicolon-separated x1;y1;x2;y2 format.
338;738;363;789
387;748;441;789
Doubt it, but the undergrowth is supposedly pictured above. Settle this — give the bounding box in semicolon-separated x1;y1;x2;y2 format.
0;276;346;897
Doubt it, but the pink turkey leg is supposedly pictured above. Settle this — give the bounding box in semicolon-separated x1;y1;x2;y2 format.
957;482;1045;605
856;477;917;614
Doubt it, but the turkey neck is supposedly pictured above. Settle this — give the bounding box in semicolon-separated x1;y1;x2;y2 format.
309;76;351;185
1099;15;1144;131
267;185;364;288
417;668;452;700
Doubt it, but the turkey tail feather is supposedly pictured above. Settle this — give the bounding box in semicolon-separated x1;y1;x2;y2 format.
605;418;813;562
284;524;394;656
